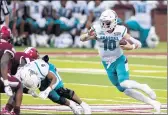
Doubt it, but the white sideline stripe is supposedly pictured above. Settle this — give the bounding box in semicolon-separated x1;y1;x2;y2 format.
81;98;143;104
22;110;50;114
133;70;166;73
49;54;166;59
52;59;166;68
64;83;167;91
19;104;167;114
18;104;168;111
115;97;167;100
57;68;166;79
127;55;166;59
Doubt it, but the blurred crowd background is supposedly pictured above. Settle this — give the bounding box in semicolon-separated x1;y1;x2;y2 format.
4;0;167;48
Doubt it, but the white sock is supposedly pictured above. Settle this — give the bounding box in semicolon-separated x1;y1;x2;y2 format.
120;80;152;94
69;101;81;114
124;89;154;105
74;36;80;47
69;101;77;109
80;102;87;108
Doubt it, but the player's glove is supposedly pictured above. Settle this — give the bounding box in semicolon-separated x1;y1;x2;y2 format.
28;89;39;98
39;87;52;99
4;80;13;96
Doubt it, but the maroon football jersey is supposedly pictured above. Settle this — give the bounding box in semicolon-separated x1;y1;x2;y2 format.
10;52;34;75
0;42;15;59
0;42;15;76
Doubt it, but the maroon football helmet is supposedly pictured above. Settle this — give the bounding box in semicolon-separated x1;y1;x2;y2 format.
24;47;39;60
0;25;12;42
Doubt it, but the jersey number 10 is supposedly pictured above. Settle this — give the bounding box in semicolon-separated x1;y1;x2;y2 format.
103;39;116;51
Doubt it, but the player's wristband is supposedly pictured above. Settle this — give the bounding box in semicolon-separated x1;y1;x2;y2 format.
46;87;52;92
132;44;136;49
4;80;9;86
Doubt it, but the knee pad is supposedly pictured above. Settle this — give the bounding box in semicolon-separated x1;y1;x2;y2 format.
56;87;74;99
56;97;66;105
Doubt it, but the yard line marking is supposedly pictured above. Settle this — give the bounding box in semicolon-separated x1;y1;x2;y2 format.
58;68;166;79
64;83;167;91
52;59;166;68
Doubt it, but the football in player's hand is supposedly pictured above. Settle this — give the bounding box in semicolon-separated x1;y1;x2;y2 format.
119;39;127;45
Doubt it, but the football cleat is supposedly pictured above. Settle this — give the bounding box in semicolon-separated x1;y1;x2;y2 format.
152;101;161;114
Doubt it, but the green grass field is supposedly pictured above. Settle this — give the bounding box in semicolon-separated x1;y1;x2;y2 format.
1;42;167;114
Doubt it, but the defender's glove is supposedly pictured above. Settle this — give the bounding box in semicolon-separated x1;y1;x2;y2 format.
4;80;13;96
39;87;52;99
28;89;39;98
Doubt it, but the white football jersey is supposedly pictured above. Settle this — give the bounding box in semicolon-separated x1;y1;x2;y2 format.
128;1;157;28
93;23;127;63
69;1;88;14
51;1;72;18
25;1;44;20
88;1;106;21
15;59;49;82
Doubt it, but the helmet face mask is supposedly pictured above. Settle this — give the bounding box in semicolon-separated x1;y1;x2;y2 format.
99;9;118;32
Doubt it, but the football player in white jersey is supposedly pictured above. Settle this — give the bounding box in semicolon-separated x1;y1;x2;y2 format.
24;0;46;34
125;0;158;47
15;59;56;100
80;9;161;114
16;58;84;114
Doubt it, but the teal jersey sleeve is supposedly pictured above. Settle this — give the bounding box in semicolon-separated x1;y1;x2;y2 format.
49;63;62;82
49;63;56;73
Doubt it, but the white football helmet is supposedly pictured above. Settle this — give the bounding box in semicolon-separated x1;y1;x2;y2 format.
99;9;118;32
20;68;41;91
